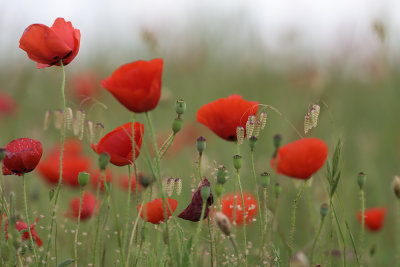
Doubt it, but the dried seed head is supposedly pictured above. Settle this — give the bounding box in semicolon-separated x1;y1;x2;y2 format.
304;104;320;134
246;116;255;139
65;107;73;131
304;114;311;134
248;115;256;124
236;127;244;145
166;178;175;197
259;112;267;130
94;123;104;143
73;119;79;136
253;120;261;138
54;109;64;130
86;120;94;143
392;176;400;199
214;212;231;236
43;110;52;131
76;110;86;140
174;178;182;196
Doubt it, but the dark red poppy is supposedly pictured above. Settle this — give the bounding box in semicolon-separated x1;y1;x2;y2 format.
119;174;141;193
101;59;163;113
220;192;258;225
270;138;328;179
91;122;144;166
70;72;99;103
0;216;43;247
68;192;98;221
178;178;213;222
2;138;42;176
196;95;258;141
138;198;178;224
0;93;17;118
357;207;386;232
37;140;91;186
19;18;80;68
90;170;112;192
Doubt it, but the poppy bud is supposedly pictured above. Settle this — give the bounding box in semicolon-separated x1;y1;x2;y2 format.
233;155;242;170
216;166;228;185
200;186;211;202
236;126;245;145
274;183;282;198
260;172;271;188
215;184;223;197
78;171;90;187
98;153;110;171
392;176;400;199
0;148;5;161
139;175;153;188
175;98;186;116
249;136;258;150
357;172;366;189
43;110;52;131
174;178;182;196
166;178;175;197
320;203;329;218
196;136;206;155
172;117;183;134
214;211;231;236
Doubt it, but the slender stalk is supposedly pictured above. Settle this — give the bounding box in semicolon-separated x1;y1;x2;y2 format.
123;164;133;254
288;180;308;259
250;150;263;247
228;235;240;261
22;174;38;262
330;200;347;267
0;162;10;217
193;202;207;265
207;218;215;267
126;200;144;266
360;188;365;266
198;153;203;181
74;187;84;267
236;169;248;267
92;194;106;266
310;216;326;264
261;186;268;259
44;60;67;266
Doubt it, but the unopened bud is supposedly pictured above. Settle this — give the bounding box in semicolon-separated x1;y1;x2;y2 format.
260;172;271;188
392;176;400;199
174;178;182;195
98;153;110;171
172;117;183;134
259;112;267;130
275;183;282;198
54;109;64;130
166;178;175;197
65;107;73;130
320;203;329;218
273;134;282;149
78;171;90;187
249;136;258;150
233;155;242;170
43;110;52;131
139;175;153;188
216;166;228;185
196;136;206;155
236;126;245;145
214;212;231;236
201;186;211;202
175;98;186;116
0;148;5;161
357;172;366;189
86;120;94;143
215;184;223;197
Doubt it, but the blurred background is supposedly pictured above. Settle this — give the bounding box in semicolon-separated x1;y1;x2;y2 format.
1;1;400;265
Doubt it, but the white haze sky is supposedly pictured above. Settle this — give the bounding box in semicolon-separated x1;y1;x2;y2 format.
0;0;399;64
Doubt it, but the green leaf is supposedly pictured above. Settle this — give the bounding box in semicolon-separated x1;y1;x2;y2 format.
57;259;75;267
330;169;342;197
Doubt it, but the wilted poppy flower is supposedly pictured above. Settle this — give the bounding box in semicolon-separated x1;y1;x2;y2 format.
119;174;141;192
0;216;43;247
90;170;112;192
270;138;328;179
2;138;42;176
220;192;258;225
357;207;386;232
138;198;178;224
68;192;97;221
0;93;17;118
91;122;144;166
101;59;163;113
19;18;80;68
37;140;91;186
196;95;258;141
178;178;213;222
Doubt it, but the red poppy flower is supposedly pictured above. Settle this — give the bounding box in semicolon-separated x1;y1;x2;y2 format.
119;174;141;192
68;192;98;221
91;122;144;166
2;138;42;176
19;18;80;68
70;72;99;103
196;95;258;141
0;93;17;118
101;59;163;113
220;192;258;225
37;140;91;186
270;138;328;179
357;207;386;232
90;170;112;192
138;198;178;224
15;220;43;247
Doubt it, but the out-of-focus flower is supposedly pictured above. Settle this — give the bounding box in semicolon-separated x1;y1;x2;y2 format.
90;170;112;192
2;138;42;176
91;122;144;167
138;198;178;224
220;192;258;225
68;192;98;221
119;174;141;193
19;18;80;68
270;138;328;179
70;72;99;103
101;59;163;113
0;93;17;119
196;95;258;141
0;216;43;247
357;207;386;231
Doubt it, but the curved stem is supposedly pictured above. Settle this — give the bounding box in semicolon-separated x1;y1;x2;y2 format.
126;200;144;267
23;174;38;262
310;216;326;265
250;150;263;249
74;187;84;267
91;193;106;266
228;235;239;261
360;189;365;266
236;169;248;267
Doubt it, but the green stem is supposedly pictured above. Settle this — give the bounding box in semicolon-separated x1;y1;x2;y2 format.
126;200;145;267
310;216;326;264
288;180;308;259
193;202;207;265
330;200;347;267
92;193;106;266
74;187;84;267
228;235;240;261
123;164;133;256
0;162;9;217
250;150;263;249
23;174;38;262
236;168;248;267
207;218;215;267
261;186;268;260
360;189;365;266
44;60;66;266
198;153;204;182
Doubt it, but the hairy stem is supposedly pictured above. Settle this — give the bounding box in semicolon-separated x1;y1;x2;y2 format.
74;187;84;267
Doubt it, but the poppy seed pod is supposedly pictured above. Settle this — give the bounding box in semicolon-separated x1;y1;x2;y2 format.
200;186;211;202
175;98;186;116
78;171;90;187
320;203;329;218
215;184;223;197
98;153;110;171
260;172;271;188
357;172;367;189
216;166;228;185
172;117;184;134
196;136;206;155
233;155;242;170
